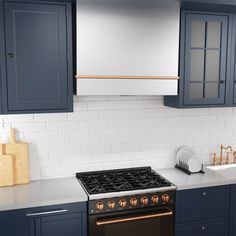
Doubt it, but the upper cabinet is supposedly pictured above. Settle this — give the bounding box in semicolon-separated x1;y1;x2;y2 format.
165;8;234;108
184;13;228;106
164;0;236;109
0;0;73;114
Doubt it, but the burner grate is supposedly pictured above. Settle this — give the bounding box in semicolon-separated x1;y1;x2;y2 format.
76;167;172;195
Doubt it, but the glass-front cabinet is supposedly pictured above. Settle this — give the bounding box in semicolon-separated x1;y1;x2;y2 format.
184;13;228;106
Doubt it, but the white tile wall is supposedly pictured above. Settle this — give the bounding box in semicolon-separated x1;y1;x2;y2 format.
1;95;235;180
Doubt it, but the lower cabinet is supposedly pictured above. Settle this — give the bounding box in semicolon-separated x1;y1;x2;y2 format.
176;218;229;236
0;202;87;236
230;184;236;236
175;185;230;236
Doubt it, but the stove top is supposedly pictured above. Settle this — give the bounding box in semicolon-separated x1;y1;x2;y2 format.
76;167;172;195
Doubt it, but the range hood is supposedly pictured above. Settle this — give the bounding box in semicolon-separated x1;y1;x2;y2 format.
76;0;180;95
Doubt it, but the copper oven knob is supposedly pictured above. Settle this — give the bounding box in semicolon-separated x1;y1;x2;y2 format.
130;198;138;207
96;202;104;211
151;195;159;204
119;199;127;208
141;196;149;205
108;201;116;209
162;194;170;203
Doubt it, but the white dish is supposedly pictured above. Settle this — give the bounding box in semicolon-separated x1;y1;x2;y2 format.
187;156;202;173
176;146;194;165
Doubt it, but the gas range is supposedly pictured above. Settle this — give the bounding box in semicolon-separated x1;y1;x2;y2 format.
77;166;176;208
77;167;176;236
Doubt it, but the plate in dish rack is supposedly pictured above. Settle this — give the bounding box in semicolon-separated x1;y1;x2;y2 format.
176;146;194;167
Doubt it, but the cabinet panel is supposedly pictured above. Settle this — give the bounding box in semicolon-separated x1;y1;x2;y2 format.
184;13;228;106
176;185;230;223
36;212;86;236
176;217;229;236
1;218;34;236
3;1;72;113
230;184;236;236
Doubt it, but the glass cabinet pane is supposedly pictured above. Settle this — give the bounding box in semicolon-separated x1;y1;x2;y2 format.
190;83;203;99
190;50;204;81
205;50;220;82
205;83;219;98
207;22;221;48
191;21;205;48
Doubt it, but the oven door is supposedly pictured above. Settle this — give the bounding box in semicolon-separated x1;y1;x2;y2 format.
89;207;174;236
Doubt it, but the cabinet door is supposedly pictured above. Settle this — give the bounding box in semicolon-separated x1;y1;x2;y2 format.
3;2;71;113
35;212;86;236
230;184;236;236
1;218;34;236
184;13;228;106
176;185;230;223
0;210;34;236
176;218;229;236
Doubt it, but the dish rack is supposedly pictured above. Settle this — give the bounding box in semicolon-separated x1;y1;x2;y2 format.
175;146;204;175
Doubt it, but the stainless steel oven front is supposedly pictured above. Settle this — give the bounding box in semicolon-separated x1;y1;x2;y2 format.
89;191;175;236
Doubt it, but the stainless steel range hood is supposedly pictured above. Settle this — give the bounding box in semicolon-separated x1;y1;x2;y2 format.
76;0;180;95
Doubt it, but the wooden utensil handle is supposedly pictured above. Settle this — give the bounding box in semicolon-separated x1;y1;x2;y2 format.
10;128;17;144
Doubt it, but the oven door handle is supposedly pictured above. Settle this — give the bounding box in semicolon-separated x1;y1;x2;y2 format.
96;209;173;226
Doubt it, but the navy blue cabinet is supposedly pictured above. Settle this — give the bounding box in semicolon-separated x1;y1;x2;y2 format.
175;185;230;236
176;217;229;236
0;0;73;114
165;9;235;108
0;202;87;236
230;185;236;236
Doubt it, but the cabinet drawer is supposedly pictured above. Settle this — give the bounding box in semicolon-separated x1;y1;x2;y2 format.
176;185;230;223
175;217;229;236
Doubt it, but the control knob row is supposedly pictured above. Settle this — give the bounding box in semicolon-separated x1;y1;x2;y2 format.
96;194;170;210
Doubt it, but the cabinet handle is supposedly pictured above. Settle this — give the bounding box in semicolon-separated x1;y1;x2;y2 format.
26;209;68;217
201;226;206;230
7;53;14;58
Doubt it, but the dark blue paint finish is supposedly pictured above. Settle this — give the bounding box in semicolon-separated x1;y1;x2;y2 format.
0;202;87;236
229;185;236;236
184;13;228;106
0;0;73;114
175;185;230;223
164;9;236;109
175;217;229;236
175;185;230;236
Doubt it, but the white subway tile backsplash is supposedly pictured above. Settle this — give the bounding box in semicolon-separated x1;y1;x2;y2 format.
34;113;67;121
68;110;99;120
2;96;236;180
47;121;79;131
101;135;130;145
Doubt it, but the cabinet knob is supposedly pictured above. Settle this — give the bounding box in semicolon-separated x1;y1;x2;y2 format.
201;226;206;231
202;192;207;197
7;53;14;58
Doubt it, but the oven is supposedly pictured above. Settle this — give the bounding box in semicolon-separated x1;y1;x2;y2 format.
76;167;176;236
89;206;174;236
88;190;175;236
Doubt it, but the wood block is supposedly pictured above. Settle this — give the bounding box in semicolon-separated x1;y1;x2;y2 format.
4;129;29;185
0;142;14;187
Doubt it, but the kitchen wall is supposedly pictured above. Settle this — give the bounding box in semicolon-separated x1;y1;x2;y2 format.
0;95;235;180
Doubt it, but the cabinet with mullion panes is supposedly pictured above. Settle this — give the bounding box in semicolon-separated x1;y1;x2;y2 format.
184;13;228;106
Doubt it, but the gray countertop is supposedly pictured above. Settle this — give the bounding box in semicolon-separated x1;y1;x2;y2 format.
156;166;236;190
2;165;236;212
0;177;88;211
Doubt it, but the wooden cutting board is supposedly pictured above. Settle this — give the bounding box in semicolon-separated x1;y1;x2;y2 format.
4;129;29;185
0;140;14;187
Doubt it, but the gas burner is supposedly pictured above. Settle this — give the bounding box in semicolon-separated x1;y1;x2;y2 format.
76;167;172;195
